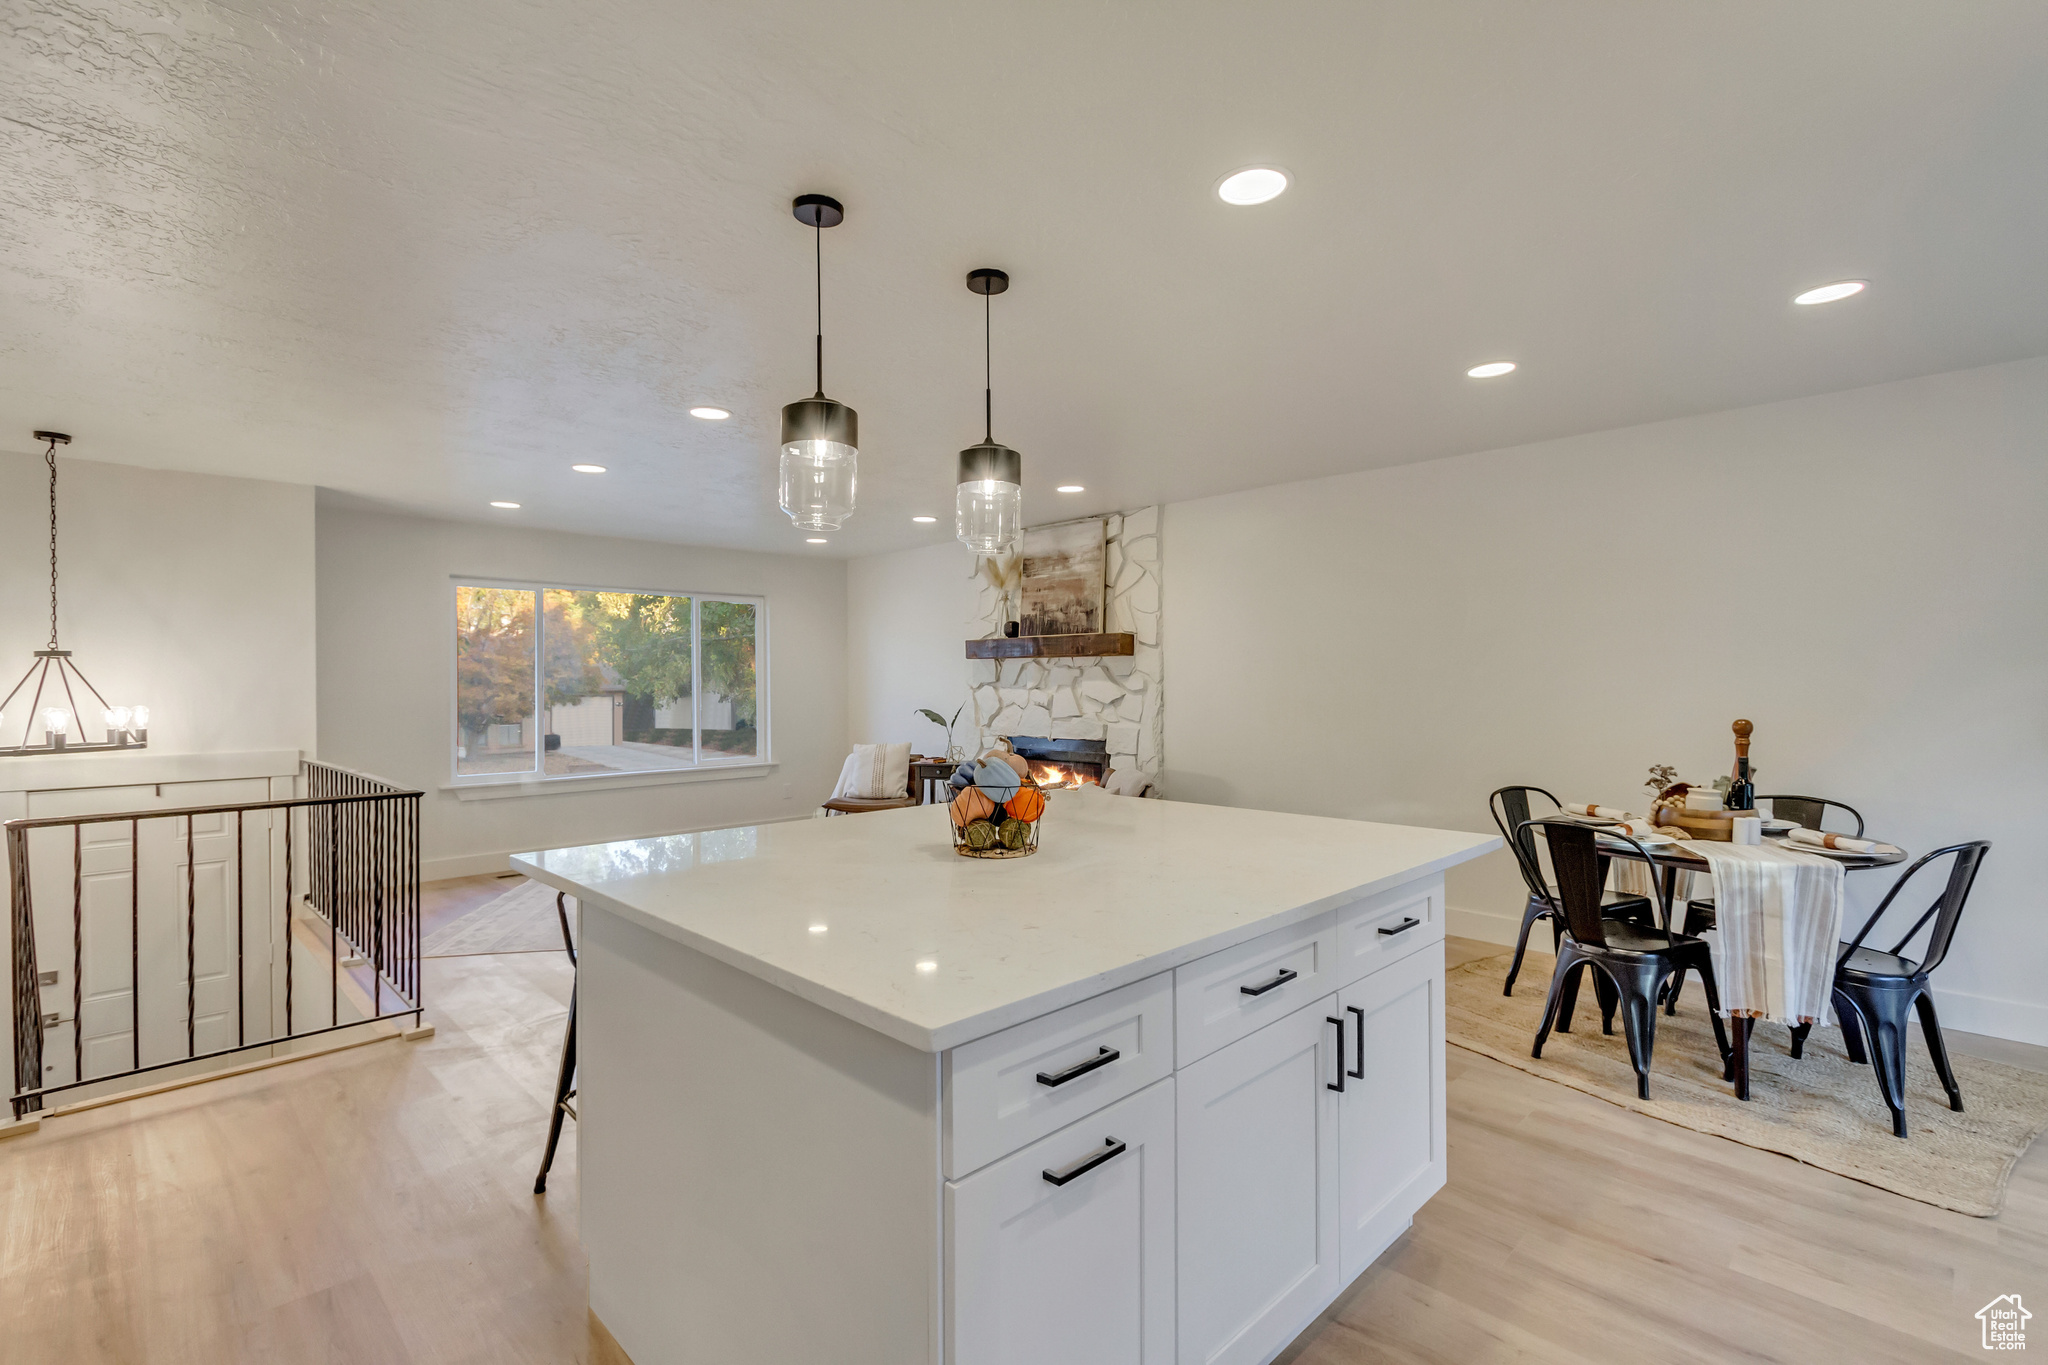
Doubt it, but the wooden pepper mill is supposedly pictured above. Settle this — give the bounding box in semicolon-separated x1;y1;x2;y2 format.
1729;718;1755;813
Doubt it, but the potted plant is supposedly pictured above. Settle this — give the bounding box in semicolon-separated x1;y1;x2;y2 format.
916;704;967;763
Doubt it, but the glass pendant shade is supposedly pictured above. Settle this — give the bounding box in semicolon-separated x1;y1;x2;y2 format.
780;396;859;531
956;441;1023;554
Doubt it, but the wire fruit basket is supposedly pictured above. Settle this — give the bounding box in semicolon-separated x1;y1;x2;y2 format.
948;776;1046;859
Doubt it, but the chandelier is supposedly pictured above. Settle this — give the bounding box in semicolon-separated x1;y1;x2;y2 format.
1;432;148;755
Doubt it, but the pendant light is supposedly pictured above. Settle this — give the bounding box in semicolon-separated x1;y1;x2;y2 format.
779;193;859;531
956;268;1023;555
1;432;148;756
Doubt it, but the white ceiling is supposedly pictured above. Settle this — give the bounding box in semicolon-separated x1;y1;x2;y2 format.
4;1;2045;557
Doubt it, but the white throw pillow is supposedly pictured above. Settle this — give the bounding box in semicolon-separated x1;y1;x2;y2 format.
844;742;911;799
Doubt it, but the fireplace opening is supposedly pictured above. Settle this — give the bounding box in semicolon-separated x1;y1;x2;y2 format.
1005;736;1109;789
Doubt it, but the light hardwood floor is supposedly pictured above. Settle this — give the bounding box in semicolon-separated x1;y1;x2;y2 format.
3;895;2040;1362
1274;937;2048;1363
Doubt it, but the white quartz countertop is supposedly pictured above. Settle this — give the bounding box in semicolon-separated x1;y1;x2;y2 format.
511;789;1499;1052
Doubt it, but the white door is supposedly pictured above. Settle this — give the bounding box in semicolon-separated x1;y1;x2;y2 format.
1335;946;1446;1280
23;779;278;1091
1175;995;1340;1365
947;1077;1176;1365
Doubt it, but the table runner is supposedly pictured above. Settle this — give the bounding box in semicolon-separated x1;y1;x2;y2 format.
1679;840;1844;1024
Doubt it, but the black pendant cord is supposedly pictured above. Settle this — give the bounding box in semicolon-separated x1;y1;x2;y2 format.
983;289;993;443
813;220;825;399
44;434;60;650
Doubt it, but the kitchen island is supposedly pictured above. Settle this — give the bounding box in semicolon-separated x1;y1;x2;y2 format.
513;788;1497;1365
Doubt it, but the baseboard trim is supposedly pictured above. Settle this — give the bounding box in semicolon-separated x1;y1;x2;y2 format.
42;1024;402;1121
423;812;816;882
1932;988;2048;1050
1445;903;1521;947
1450;904;2048;1049
590;1310;635;1365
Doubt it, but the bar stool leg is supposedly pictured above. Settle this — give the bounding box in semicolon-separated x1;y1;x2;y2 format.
534;980;577;1194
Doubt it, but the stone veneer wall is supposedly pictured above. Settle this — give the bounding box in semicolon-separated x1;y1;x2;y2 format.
966;506;1163;789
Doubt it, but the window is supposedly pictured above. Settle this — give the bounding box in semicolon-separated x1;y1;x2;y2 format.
453;583;763;783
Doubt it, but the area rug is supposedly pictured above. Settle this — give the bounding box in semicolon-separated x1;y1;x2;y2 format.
423;879;576;957
1446;951;2048;1216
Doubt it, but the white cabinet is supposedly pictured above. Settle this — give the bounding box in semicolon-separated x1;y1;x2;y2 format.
1332;874;1443;987
947;1077;1177;1365
1173;911;1338;1068
945;971;1174;1179
1334;944;1446;1279
1175;995;1341;1365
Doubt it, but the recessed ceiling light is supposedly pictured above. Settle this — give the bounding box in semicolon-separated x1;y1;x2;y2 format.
1793;280;1867;306
1056;485;1085;494
912;515;937;523
1217;166;1289;206
807;538;828;544
489;501;521;509
690;406;732;420
809;924;828;934
915;959;938;973
1466;362;1517;379
571;463;607;474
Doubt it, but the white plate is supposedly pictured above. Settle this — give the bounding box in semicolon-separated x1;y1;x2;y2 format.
1761;818;1800;834
1598;831;1678;847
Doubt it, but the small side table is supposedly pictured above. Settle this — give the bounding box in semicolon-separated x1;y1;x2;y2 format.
910;760;958;805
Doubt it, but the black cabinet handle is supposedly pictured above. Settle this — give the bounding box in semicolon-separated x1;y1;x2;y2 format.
1327;1016;1346;1092
1037;1045;1120;1087
1346;1005;1365;1078
1043;1137;1127;1186
1377;917;1422;937
1240;967;1298;997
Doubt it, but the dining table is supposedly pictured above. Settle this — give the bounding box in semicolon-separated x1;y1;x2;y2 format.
1555;816;1907;1099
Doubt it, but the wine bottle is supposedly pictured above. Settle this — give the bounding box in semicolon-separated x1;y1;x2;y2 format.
1727;718;1755;813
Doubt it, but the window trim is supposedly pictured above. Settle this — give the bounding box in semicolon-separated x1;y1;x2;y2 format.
448;575;770;791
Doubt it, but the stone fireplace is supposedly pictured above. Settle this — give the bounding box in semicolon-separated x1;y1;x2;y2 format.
965;506;1162;793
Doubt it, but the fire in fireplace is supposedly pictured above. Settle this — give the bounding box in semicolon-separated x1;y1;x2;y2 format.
1005;736;1109;789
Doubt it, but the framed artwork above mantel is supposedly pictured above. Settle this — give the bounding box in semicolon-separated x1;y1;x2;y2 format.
1017;517;1105;637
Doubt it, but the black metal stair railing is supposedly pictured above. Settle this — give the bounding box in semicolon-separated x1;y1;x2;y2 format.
7;760;422;1118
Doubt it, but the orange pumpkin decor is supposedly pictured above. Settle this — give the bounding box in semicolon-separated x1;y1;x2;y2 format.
1005;785;1046;823
950;787;996;827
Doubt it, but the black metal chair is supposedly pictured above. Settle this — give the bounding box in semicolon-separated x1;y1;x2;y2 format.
1787;841;1989;1139
1525;818;1732;1100
533;891;579;1194
1489;786;1654;996
1680;794;1866;938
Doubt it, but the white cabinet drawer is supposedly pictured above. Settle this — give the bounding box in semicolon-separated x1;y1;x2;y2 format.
946;1077;1176;1365
1172;911;1337;1069
944;972;1174;1179
1333;874;1443;989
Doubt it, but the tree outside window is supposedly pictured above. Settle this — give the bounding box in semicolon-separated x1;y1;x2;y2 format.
455;584;763;780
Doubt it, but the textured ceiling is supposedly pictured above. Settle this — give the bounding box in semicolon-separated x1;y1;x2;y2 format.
4;1;2045;556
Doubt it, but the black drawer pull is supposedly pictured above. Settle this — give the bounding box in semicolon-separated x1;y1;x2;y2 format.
1037;1045;1120;1087
1043;1137;1127;1186
1376;917;1422;937
1327;1016;1346;1092
1240;967;1298;996
1346;1005;1365;1078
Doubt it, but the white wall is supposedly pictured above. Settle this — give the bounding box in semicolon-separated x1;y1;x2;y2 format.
317;504;848;877
846;537;979;753
0;452;315;755
1164;357;2048;1042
